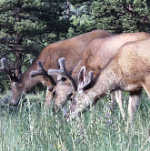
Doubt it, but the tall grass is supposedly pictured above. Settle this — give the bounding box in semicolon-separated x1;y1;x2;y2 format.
0;91;150;151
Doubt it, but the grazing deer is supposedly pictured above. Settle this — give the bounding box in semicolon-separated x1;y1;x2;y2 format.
0;30;111;106
68;37;150;123
48;32;150;119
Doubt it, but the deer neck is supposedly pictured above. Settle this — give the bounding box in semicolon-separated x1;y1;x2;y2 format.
21;64;42;92
87;65;121;99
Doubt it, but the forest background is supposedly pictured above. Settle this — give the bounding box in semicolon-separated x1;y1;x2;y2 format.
0;0;150;91
0;1;150;151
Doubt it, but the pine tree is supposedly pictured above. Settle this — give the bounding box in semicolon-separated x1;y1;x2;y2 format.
91;0;150;33
69;0;150;34
0;0;69;90
66;0;94;37
0;0;69;58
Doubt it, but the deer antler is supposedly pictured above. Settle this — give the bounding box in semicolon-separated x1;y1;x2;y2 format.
30;61;56;85
30;61;47;77
48;57;77;91
77;66;93;92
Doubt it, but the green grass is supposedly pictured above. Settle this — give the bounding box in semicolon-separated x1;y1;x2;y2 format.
0;91;150;151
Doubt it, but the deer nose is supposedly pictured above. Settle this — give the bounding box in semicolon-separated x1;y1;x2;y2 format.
10;100;19;106
10;97;20;106
67;92;73;100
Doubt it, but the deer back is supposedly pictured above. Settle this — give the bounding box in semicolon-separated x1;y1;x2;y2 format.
77;32;150;82
8;30;111;105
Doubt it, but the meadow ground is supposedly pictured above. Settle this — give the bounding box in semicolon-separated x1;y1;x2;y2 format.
0;91;150;151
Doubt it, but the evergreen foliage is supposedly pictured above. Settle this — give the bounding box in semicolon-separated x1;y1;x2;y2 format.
69;0;150;34
0;0;69;57
0;0;69;90
0;0;150;90
91;0;150;33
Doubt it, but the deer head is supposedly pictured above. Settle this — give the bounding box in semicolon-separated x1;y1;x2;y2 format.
0;57;23;105
47;57;78;112
68;66;94;119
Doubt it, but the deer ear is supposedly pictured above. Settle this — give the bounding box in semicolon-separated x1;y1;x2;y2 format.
78;66;86;84
77;66;93;92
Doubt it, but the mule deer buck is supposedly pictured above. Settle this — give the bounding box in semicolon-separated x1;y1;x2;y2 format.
68;37;150;123
48;32;150;119
0;30;111;106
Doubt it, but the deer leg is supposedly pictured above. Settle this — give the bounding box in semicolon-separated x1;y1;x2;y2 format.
128;90;141;124
40;75;56;106
110;91;117;111
110;90;125;120
114;90;126;120
45;86;54;106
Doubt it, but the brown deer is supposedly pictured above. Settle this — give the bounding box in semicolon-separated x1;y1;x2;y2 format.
68;37;150;123
0;30;111;106
48;32;150;119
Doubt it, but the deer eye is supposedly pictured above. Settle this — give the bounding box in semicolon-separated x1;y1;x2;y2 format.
52;90;56;97
61;77;67;81
67;92;73;100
